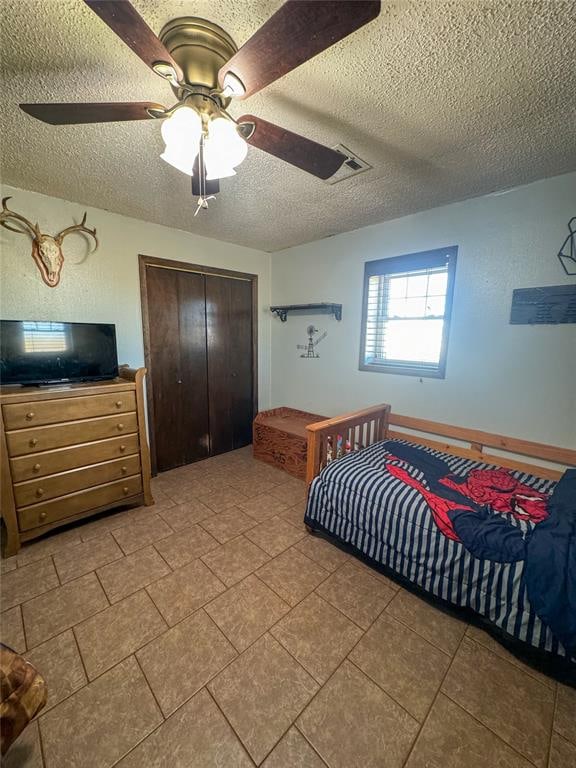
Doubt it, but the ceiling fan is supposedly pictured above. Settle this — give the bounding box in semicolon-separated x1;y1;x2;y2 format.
20;0;381;211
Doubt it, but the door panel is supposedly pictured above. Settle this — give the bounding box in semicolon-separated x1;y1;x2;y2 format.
206;275;254;455
146;267;209;471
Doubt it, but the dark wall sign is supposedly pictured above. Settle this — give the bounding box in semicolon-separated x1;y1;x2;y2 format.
510;284;576;324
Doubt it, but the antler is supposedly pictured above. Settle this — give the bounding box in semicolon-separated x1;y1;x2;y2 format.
55;212;98;250
0;197;40;239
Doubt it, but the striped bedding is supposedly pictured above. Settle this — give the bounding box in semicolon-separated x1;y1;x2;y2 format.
305;439;572;661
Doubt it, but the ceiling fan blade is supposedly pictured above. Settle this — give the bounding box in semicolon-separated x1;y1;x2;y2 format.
19;102;165;125
83;0;183;82
219;0;380;98
238;115;346;180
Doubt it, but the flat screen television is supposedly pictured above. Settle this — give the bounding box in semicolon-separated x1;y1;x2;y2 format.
0;320;119;385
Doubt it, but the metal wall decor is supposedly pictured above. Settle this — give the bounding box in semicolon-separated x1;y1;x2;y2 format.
297;325;327;358
0;197;98;287
557;216;576;275
510;284;576;324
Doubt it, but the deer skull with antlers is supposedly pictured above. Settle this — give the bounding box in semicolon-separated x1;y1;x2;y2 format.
0;197;98;287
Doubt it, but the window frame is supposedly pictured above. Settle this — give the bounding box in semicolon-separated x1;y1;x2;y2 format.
359;246;458;379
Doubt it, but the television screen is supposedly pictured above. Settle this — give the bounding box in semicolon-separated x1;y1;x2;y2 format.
0;320;119;385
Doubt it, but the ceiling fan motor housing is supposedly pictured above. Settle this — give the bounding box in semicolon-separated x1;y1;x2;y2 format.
159;17;237;105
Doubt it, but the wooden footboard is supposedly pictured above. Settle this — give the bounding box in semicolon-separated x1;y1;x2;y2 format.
305;404;391;486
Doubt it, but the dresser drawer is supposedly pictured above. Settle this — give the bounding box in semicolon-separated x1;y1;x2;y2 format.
3;391;136;430
18;475;143;531
14;455;141;507
10;434;140;482
6;413;138;457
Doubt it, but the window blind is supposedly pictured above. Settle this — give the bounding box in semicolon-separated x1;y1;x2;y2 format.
23;321;67;353
360;246;457;378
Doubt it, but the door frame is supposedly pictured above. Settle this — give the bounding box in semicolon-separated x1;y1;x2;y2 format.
138;254;259;475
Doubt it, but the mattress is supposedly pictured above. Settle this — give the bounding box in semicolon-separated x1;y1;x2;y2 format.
305;438;573;661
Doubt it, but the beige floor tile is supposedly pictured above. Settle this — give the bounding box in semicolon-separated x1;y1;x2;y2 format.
298;661;419;768
1;558;59;611
209;633;318;764
269;481;307;506
157;499;214;531
40;655;162;768
386;589;466;656
295;535;350;572
272;593;362;683
206;574;290;651
281;503;308;531
230;476;280;498
257;548;330;606
165;479;214;505
2;720;43;768
26;629;87;712
442;637;555;766
154;524;219;569
201;536;270;586
350;613;451;721
22;572;108;648
555;683;576;746
316;561;396;629
262;727;327;768
146;559;226;625
74;590;167;679
199;507;257;543
78;508;140;542
115;688;252;767
238;493;290;522
1;556;17;573
198;486;249;513
96;545;170;603
465;624;555;689
16;528;82;567
53;533;123;583
111;514;173;555
404;693;533;768
1;606;26;652
549;733;576;768
137;609;236;716
245;516;306;556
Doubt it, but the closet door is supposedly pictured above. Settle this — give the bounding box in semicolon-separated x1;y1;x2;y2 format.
146;267;210;471
205;275;254;455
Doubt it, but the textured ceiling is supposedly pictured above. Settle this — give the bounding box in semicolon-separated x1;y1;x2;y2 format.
1;0;575;252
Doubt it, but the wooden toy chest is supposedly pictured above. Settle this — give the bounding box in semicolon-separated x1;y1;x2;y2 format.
253;407;326;479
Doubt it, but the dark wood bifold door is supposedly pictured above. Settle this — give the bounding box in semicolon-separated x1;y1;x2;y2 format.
140;257;257;473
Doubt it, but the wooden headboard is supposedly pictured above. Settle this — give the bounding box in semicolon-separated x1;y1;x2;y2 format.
305;405;575;485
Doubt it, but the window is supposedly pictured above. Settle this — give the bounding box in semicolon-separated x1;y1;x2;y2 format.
23;321;67;353
360;246;457;378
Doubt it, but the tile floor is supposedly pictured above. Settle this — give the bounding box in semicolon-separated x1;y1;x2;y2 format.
1;446;574;768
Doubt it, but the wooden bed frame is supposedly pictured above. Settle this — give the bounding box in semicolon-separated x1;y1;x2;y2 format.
305;404;576;486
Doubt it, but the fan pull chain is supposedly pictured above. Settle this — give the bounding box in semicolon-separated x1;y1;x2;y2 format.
193;134;215;216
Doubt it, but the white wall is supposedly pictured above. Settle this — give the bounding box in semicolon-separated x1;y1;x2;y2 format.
271;173;576;449
0;184;272;409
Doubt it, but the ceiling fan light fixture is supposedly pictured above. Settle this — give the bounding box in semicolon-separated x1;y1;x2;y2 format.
160;105;202;175
204;116;248;180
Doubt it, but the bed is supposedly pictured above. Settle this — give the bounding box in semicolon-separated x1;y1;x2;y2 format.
303;405;576;675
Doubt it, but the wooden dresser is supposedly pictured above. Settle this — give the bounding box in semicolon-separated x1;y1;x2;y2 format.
0;367;153;556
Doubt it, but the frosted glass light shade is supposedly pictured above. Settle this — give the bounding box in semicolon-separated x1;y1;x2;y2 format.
204;117;248;180
160;106;202;176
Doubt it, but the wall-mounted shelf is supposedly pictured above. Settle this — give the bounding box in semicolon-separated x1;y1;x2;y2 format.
270;303;343;322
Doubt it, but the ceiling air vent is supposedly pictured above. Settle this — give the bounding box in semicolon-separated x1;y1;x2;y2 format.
325;144;372;184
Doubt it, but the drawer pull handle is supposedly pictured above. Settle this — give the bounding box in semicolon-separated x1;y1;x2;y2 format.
122;486;129;495
39;511;47;521
36;488;45;497
26;412;35;420
33;463;41;472
30;438;38;447
117;423;124;431
115;400;123;408
119;444;126;452
121;466;128;474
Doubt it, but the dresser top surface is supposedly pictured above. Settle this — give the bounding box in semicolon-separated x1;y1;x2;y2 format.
0;378;135;404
